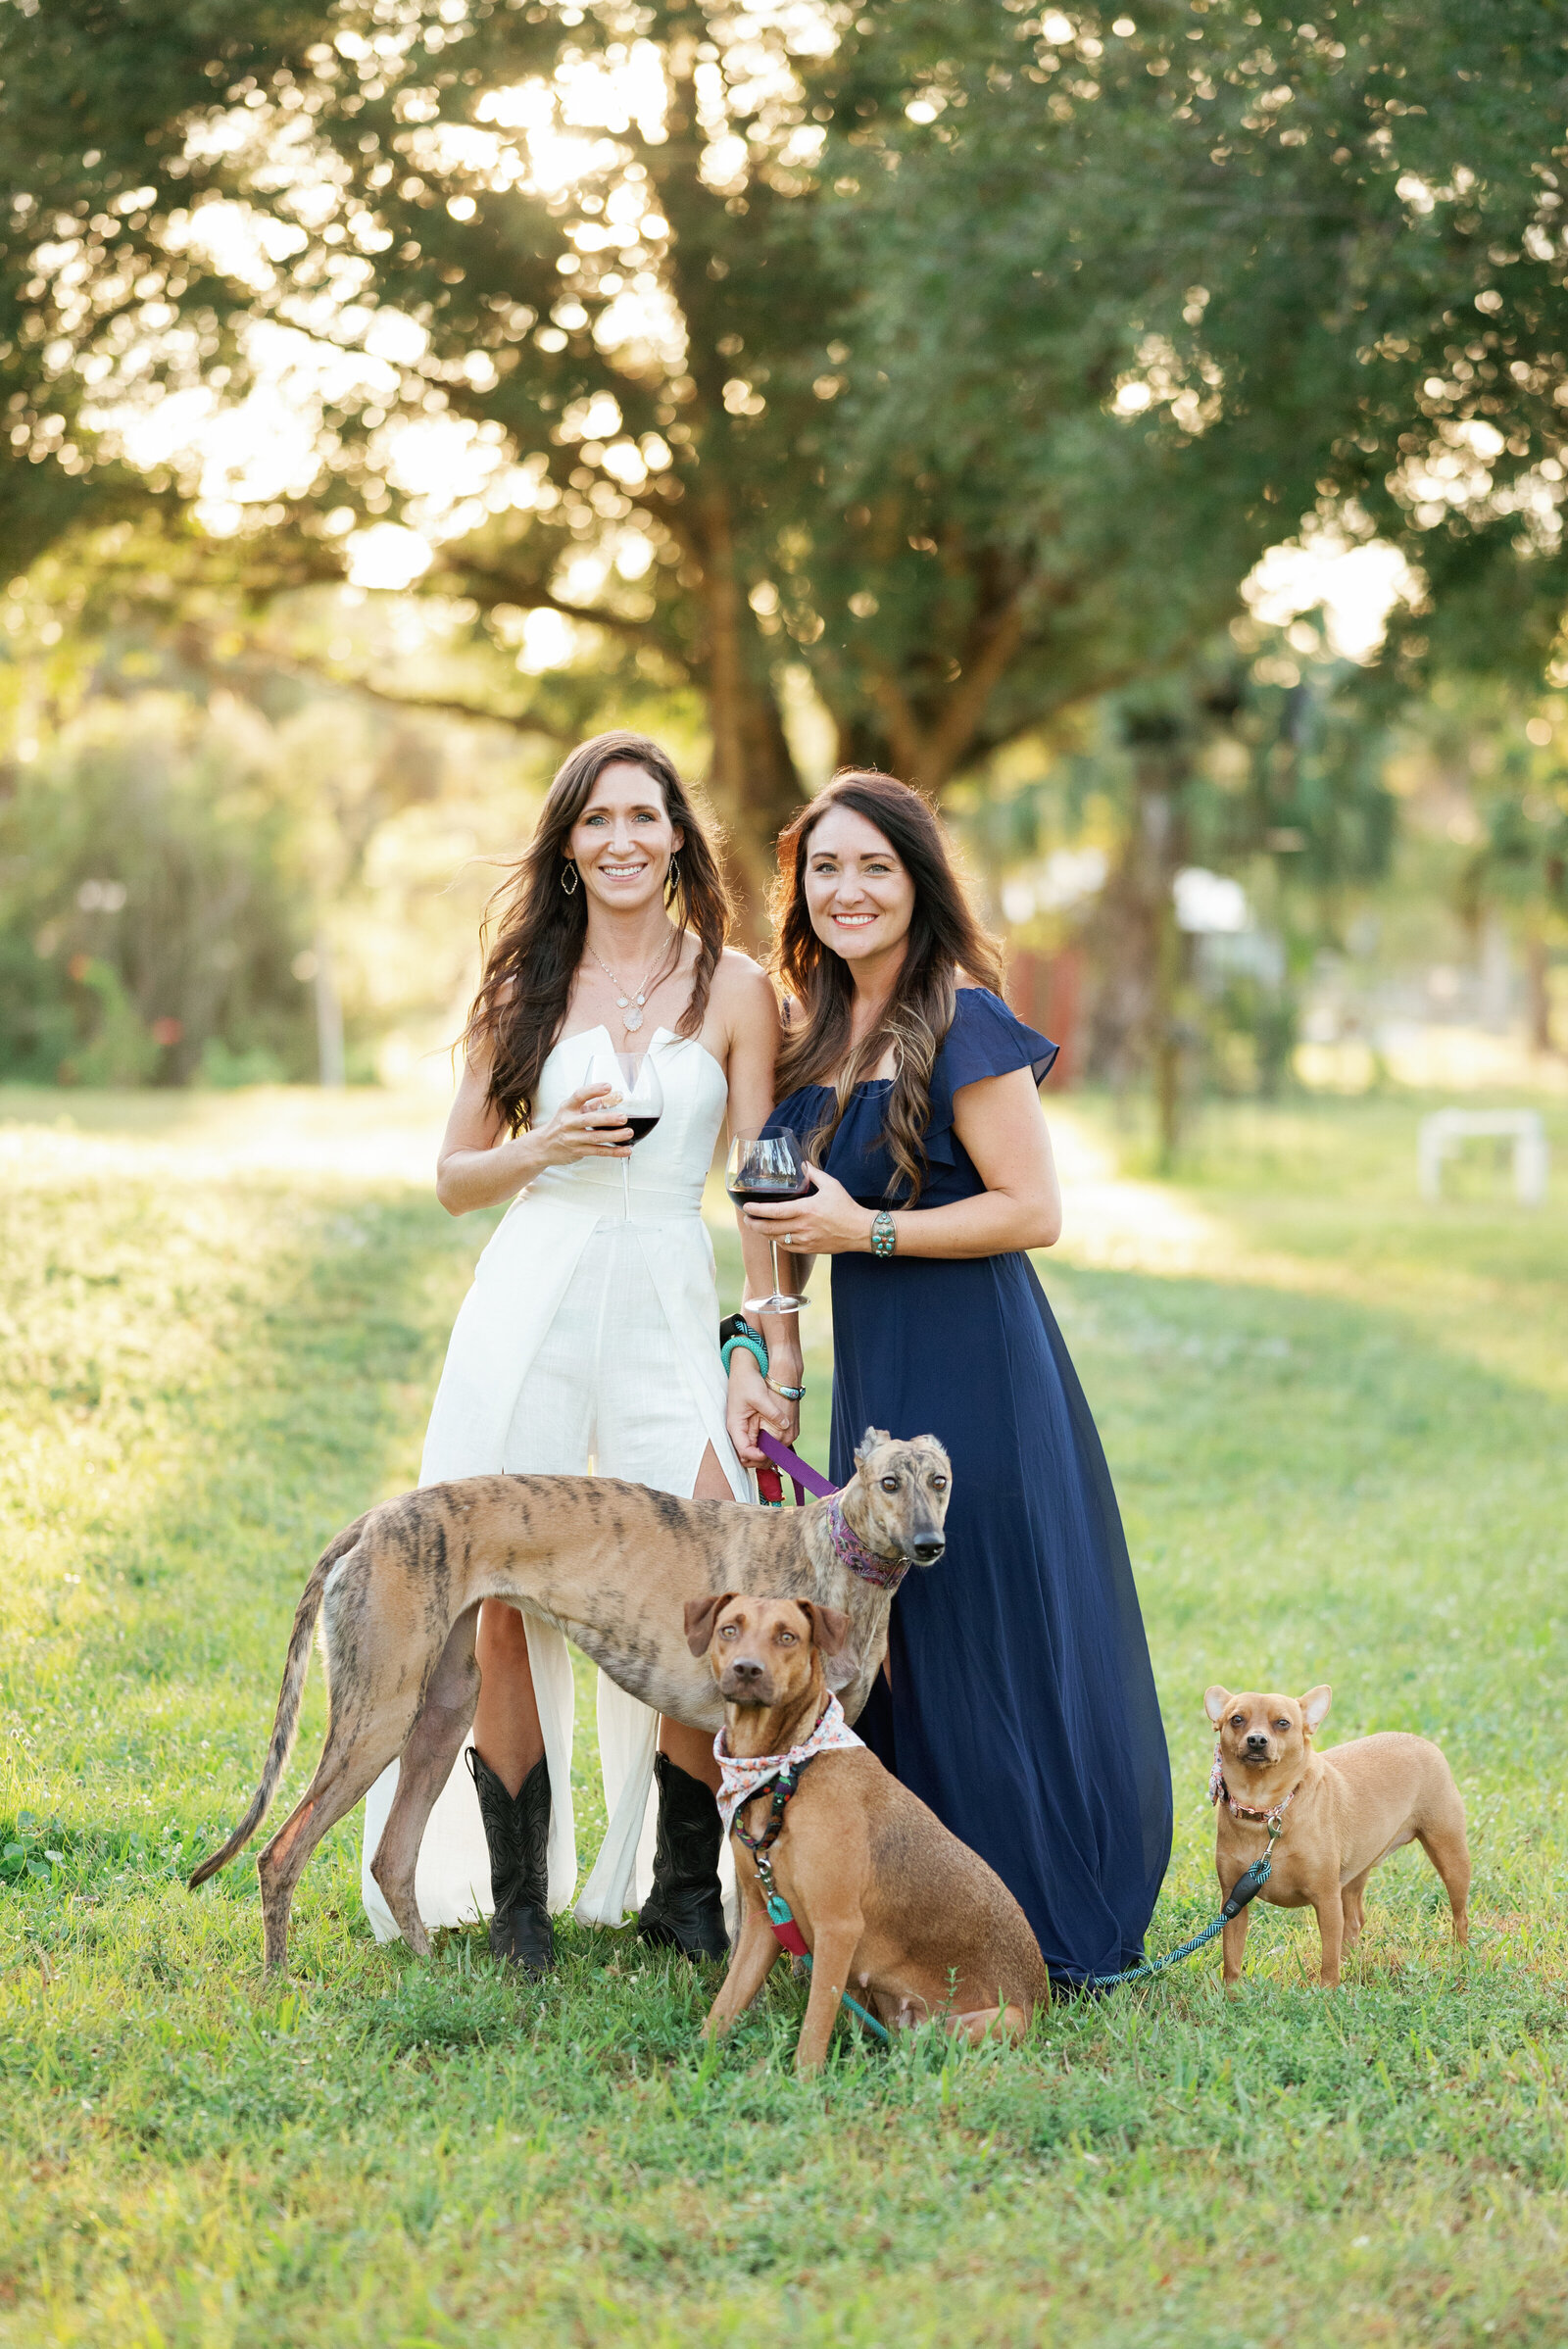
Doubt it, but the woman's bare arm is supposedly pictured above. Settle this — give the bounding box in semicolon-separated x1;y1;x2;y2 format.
434;1050;632;1216
743;1064;1061;1260
718;955;804;1386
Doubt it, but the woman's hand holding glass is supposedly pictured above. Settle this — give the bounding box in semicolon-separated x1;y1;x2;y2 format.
741;1159;874;1255
536;1082;633;1166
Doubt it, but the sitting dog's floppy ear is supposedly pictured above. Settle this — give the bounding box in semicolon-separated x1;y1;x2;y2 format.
684;1592;736;1657
1203;1685;1231;1725
1300;1684;1332;1734
800;1600;861;1691
853;1426;891;1470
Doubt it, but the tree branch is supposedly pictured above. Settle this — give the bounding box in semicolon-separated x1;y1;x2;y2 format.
197;630;577;743
432;554;687;661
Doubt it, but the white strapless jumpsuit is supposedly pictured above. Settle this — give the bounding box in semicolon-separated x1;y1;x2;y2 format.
360;1024;751;1941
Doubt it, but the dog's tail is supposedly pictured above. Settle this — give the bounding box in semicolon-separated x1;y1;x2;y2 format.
187;1515;368;1890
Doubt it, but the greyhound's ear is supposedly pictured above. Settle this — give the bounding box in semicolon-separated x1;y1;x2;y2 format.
1300;1684;1332;1733
853;1426;891;1469
684;1592;736;1657
801;1601;861;1691
1203;1685;1231;1725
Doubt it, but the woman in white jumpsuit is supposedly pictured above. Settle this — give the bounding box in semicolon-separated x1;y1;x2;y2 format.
361;730;799;1969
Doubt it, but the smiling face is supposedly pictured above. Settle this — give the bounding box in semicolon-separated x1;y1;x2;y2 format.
801;803;916;971
1204;1684;1332;1774
567;760;682;914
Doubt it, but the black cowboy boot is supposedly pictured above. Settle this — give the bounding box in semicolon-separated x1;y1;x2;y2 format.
636;1752;730;1961
467;1747;556;1976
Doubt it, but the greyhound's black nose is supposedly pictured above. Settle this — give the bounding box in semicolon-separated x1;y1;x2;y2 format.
911;1534;946;1563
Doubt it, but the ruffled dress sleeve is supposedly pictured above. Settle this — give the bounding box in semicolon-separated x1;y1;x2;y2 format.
923;988;1057;1171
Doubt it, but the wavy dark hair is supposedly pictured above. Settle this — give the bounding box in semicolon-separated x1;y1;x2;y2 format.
769;771;1005;1203
464;730;731;1132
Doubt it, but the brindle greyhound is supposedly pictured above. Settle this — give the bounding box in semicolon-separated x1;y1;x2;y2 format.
190;1429;952;1972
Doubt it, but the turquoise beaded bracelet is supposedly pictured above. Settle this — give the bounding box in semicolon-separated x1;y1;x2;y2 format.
721;1329;769;1378
870;1208;897;1258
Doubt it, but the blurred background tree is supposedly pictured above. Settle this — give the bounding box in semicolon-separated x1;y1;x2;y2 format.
2;0;1567;1104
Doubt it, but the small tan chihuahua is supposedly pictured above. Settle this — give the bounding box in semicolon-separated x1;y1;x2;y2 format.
1204;1684;1470;1987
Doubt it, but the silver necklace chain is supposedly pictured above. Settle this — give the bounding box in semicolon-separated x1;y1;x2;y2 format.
588;931;676;1034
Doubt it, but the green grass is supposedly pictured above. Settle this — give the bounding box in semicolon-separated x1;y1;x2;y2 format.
2;1084;1567;2346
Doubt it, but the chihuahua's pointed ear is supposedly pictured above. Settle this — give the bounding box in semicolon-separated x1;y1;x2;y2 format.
684;1592;736;1657
1300;1685;1332;1734
1203;1685;1231;1726
800;1601;861;1691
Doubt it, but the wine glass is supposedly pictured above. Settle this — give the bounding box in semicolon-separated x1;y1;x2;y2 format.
726;1130;810;1314
584;1047;663;1214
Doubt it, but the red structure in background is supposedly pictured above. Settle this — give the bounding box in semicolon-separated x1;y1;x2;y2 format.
1006;948;1083;1088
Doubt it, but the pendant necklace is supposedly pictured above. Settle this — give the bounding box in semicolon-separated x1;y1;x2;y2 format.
588;934;673;1034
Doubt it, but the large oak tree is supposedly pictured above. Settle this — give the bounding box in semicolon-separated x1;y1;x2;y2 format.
6;0;1568;901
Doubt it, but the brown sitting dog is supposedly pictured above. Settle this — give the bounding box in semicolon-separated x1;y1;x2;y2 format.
1204;1683;1471;1988
690;1592;1050;2072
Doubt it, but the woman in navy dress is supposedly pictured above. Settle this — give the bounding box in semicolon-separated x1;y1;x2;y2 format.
730;772;1170;1984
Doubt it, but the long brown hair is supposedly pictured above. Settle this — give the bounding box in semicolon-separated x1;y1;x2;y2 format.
770;772;1004;1203
465;730;731;1132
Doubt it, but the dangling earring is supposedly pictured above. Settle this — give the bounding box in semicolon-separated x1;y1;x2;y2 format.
666;853;681;898
561;860;579;897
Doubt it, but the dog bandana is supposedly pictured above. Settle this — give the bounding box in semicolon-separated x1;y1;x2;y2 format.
714;1692;864;1835
826;1496;909;1591
1209;1739;1301;1833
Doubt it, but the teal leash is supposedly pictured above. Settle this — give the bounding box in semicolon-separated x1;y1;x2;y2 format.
1079;1837;1278;1990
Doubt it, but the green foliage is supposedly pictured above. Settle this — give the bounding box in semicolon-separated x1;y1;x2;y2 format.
850;0;1568;689
7;0;1568;894
2;1086;1567;2340
0;697;314;1085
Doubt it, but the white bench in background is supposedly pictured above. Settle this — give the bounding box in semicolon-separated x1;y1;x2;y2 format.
1418;1107;1549;1204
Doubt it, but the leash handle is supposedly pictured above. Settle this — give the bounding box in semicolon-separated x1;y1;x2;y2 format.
1218;1852;1273;1921
757;1430;838;1505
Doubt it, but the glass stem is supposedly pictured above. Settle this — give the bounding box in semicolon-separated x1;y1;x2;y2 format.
623;1157;631;1218
770;1238;783;1300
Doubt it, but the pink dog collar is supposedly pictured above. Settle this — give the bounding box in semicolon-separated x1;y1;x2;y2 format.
826;1496;909;1591
1209;1740;1301;1835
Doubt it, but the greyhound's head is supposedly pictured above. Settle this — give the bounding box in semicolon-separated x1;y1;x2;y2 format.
845;1429;953;1566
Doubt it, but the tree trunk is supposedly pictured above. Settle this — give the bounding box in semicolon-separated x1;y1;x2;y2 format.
693;490;808;942
1080;728;1191;1157
1525;927;1556;1056
314;924;346;1089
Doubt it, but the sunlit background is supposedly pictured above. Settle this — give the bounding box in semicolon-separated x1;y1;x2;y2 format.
3;0;1565;1127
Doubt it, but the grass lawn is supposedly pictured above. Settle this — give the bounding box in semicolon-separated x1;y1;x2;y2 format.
2;1082;1566;2347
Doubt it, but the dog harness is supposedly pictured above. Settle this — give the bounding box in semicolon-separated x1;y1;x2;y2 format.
1209;1740;1301;1835
716;1697;890;2045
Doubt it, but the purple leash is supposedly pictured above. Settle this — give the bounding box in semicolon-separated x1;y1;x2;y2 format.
756;1430;837;1506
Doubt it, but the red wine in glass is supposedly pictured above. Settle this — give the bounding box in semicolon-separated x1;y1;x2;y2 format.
726;1131;809;1313
583;1047;664;1213
725;1172;810;1208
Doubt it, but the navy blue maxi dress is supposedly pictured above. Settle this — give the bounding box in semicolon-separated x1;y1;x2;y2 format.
770;987;1171;1983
